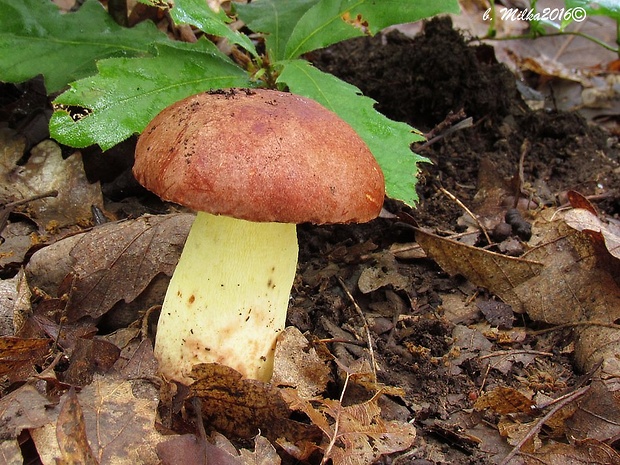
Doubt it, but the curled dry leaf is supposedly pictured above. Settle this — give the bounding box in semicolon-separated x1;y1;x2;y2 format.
280;388;416;465
564;207;620;260
56;388;99;465
189;363;315;442
65;213;193;321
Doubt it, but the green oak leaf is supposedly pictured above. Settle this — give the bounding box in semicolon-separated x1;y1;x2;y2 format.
236;0;320;61
277;60;426;205
49;40;252;150
0;0;165;93
238;0;460;60
566;0;620;20
170;0;258;57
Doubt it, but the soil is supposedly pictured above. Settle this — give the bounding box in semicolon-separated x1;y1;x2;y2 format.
300;16;620;463
2;15;619;465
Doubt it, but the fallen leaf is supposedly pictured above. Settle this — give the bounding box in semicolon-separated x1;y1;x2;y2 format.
357;251;410;294
281;388;416;465
56;388;99;465
189;363;308;441
0;336;49;380
272;326;332;399
524;438;620;465
64;213;193;321
565;381;620;444
62;337;121;386
0;383;56;439
0;131;103;228
414;227;544;313
474;386;535;415
0;268;31;336
31;375;163;465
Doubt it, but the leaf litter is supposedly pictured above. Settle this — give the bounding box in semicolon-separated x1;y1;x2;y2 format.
1;11;620;465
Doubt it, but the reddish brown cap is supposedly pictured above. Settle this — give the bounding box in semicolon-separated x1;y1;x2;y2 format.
133;88;385;224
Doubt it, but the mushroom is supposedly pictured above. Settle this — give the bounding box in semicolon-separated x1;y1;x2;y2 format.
133;88;384;385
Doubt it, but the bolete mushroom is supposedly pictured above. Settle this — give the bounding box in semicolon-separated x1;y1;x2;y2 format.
133;88;384;385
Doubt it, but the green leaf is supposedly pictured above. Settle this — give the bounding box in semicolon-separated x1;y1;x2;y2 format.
277;60;425;205
49;40;252;150
238;0;460;61
236;0;319;61
171;0;258;57
0;0;165;93
566;0;620;21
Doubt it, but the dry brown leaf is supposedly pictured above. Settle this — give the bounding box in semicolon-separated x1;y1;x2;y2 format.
78;375;162;464
564;381;620;444
357;251;410;294
0;130;103;228
523;438;620;465
62;338;121;386
414;228;544;313
272;326;332;399
56;387;99;465
189;363;310;441
0;269;31;336
415;213;620;374
0;336;49;379
0;383;57;439
64;213;193;321
474;386;535;415
564;208;620;260
281;388;416;465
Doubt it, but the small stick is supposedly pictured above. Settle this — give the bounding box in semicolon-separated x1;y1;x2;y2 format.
498;385;590;465
478;349;554;360
439;187;493;245
337;276;377;383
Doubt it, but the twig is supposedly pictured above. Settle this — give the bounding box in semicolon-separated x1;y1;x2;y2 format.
337;276;377;383
529;321;620;336
417;116;473;150
2;190;59;209
439;187;493;245
321;369;351;464
478;349;554;360
498;385;590;465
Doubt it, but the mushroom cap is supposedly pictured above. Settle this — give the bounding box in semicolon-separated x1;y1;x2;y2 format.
133;88;385;224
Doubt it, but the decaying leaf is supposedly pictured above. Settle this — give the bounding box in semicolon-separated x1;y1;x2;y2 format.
157;432;280;465
281;387;416;465
65;213;193;321
414;208;620;375
474;386;535;415
0;268;31;336
564;207;620;260
0;383;57;440
414;227;544;313
31;375;163;465
56;387;99;465
0;130;103;228
189;363;307;441
272;326;332;399
523;438;620;465
0;336;49;379
564;381;620;444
